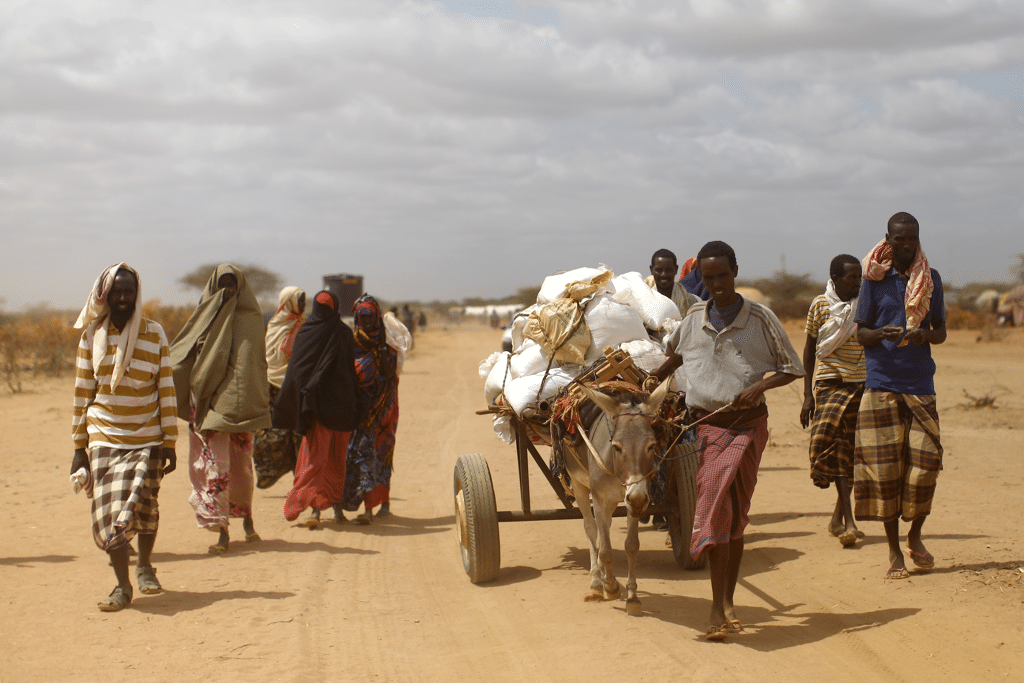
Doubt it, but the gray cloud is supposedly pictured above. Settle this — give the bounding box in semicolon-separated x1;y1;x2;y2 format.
1;0;1022;311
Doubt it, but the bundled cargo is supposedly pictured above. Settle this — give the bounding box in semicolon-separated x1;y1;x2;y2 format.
483;265;689;440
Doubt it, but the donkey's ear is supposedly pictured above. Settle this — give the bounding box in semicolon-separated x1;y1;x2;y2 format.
640;376;672;415
580;385;624;418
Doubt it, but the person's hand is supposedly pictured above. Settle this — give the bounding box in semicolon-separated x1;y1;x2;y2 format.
732;384;763;409
799;395;814;429
904;328;928;345
71;448;90;477
160;447;177;475
880;325;904;342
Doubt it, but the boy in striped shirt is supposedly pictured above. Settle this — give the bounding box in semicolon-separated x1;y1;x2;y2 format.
800;254;865;548
71;264;178;612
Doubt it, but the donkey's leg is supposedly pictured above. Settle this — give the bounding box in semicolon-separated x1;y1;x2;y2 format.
574;484;604;600
624;511;642;616
593;497;620;600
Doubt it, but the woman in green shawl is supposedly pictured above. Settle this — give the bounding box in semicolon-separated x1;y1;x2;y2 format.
171;265;271;554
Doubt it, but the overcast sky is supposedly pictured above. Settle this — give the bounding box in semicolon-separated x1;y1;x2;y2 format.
2;0;1022;312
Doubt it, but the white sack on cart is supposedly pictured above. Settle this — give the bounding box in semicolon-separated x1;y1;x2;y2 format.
618;338;668;373
510;305;537;352
503;368;576;418
383;312;412;375
478;351;503;378
510;339;551;378
610;271;682;331
536;265;611;305
492;414;514;444
483;351;512;406
583;294;648;362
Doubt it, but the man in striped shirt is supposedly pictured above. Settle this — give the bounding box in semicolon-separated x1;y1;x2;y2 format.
800;254;865;548
71;264;178;612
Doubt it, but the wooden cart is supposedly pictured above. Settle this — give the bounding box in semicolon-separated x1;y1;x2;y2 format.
454;349;708;584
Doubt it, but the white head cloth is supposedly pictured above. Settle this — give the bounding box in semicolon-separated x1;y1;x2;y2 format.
74;263;142;390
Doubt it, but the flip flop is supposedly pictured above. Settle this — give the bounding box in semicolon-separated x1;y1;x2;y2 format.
705;624;728;641
208;543;228;555
98;586;133;612
907;548;935;569
245;532;262;542
354;514;371;526
136;565;162;595
304;516;320;529
885;567;910;580
726;620;744;633
838;530;858;547
828;521;844;537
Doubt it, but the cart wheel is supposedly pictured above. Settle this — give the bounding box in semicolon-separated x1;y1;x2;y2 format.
668;441;708;570
454;453;500;583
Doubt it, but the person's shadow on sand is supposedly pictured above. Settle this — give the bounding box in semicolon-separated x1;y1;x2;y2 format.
129;588;295;616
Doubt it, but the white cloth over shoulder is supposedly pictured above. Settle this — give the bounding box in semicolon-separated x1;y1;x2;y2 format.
383;312;412;376
816;279;859;361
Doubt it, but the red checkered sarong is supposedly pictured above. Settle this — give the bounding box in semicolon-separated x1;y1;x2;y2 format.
88;446;162;551
854;389;942;522
690;413;769;558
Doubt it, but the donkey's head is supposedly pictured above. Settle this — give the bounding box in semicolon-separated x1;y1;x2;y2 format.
581;378;671;516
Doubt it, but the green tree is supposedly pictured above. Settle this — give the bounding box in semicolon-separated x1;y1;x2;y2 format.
179;263;283;300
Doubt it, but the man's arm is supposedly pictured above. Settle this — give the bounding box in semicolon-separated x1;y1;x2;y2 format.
800;335;816;428
905;319;946;346
856;322;903;347
733;371;800;409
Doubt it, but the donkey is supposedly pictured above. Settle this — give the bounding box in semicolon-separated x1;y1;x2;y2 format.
563;378;671;616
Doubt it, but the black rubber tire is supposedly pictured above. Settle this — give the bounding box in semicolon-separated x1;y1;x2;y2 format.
454;453;501;583
668;441;708;570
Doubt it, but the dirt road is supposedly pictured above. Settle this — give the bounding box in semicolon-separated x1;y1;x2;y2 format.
1;324;1022;682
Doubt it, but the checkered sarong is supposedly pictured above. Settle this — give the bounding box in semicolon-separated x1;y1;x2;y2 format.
854;389;942;523
89;446;161;551
808;379;864;488
690;413;769;558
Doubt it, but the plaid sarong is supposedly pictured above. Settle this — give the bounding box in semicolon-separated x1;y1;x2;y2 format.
690;413;769;558
808;379;864;488
854;389;942;522
89;446;161;551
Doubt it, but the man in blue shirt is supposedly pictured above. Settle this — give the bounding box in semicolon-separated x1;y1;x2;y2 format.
854;212;946;580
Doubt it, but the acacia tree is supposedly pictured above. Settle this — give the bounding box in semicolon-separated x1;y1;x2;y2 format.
179;263;284;300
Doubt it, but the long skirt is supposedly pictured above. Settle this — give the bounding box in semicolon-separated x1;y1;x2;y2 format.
342;426;391;512
188;427;255;529
89;446;162;551
690;414;770;558
808;379;864;488
854;390;942;523
283;419;350;521
253;384;301;489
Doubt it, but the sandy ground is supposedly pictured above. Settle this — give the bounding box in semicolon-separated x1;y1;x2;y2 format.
1;323;1023;683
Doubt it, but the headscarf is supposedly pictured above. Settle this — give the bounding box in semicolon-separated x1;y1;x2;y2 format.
273;291;359;435
353;296;398;405
74;263;142;390
265;286;306;388
816;279;859;360
862;239;934;331
169;264;270;433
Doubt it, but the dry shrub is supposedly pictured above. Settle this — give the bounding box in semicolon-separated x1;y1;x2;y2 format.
140;300;193;342
0;320;25;393
946;306;987;330
0;299;194;394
